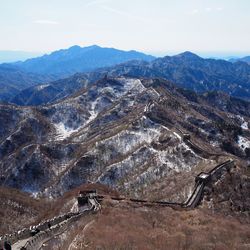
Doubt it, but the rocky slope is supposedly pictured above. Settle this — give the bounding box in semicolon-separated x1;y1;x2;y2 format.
0;77;249;200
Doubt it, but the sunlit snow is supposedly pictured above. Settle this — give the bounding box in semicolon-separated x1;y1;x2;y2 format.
173;132;182;140
241;121;248;130
54;122;78;140
238;136;250;150
36;84;49;90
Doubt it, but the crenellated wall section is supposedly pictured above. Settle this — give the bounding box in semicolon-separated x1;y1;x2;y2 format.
0;198;100;250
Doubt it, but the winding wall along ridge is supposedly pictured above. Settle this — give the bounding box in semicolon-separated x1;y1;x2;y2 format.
97;160;234;209
0;197;100;250
1;160;234;249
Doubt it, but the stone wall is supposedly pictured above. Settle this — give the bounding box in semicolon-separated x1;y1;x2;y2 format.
23;211;91;250
0;211;82;247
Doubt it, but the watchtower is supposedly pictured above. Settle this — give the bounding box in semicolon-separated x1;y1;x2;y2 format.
195;172;211;184
77;189;97;206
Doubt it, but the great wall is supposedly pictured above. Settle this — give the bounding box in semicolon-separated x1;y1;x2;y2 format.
0;158;234;249
0;195;101;250
0;125;236;249
96;159;234;209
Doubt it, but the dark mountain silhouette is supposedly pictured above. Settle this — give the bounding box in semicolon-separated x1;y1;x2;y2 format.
13;45;155;78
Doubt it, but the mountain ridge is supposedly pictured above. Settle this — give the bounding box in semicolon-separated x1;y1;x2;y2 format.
12;45;155;78
0;64;55;102
229;55;250;64
0;45;155;103
11;50;250;106
0;76;249;199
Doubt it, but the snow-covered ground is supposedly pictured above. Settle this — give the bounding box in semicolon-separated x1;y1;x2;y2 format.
53;96;100;141
36;84;49;90
54;122;79;140
122;78;145;93
238;136;250;150
53;78;147;141
173;132;182;140
236;115;249;130
241;121;248;130
95;113;202;192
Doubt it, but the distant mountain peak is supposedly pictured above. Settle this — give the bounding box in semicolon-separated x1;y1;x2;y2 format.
88;44;100;49
230;55;250;65
68;45;100;50
11;45;155;78
176;51;201;59
68;45;82;50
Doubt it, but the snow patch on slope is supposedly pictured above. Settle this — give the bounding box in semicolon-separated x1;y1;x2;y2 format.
36;84;49;90
236;115;249;130
85;98;98;125
173;132;182;140
97;116;161;155
241;121;248;130
54;96;100;140
238;136;250;150
122;78;145;93
54;123;78;140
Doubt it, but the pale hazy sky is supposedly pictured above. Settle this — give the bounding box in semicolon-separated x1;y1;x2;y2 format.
0;0;249;56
